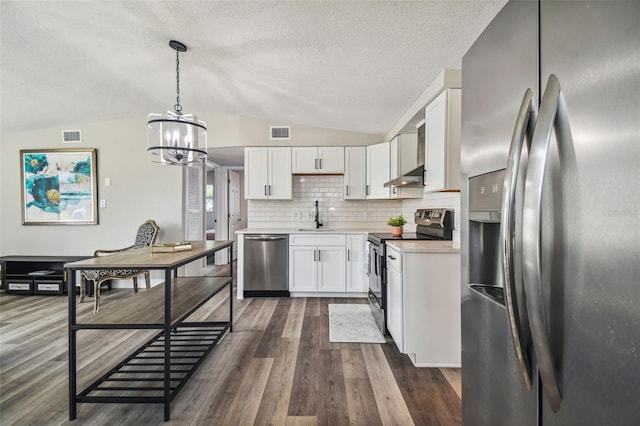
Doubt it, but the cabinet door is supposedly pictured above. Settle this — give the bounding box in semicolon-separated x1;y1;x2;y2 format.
317;246;346;292
344;147;366;199
346;235;366;292
366;142;390;199
424;89;461;192
317;147;344;173
289;246;317;291
291;147;317;173
387;264;404;352
244;147;269;200
268;147;292;199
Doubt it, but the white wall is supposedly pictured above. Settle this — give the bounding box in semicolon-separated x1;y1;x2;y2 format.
0;116;184;257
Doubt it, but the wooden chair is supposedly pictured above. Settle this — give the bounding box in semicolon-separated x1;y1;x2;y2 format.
80;219;160;313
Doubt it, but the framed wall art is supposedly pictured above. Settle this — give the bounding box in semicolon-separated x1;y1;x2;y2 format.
20;148;98;225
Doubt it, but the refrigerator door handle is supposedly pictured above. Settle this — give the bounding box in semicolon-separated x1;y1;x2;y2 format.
501;88;536;391
523;74;571;413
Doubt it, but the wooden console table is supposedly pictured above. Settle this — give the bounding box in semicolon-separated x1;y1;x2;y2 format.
65;240;233;422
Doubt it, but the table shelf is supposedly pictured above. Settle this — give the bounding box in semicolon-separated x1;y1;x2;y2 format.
66;240;233;422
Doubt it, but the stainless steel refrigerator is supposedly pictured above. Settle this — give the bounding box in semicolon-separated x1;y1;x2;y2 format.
460;1;640;425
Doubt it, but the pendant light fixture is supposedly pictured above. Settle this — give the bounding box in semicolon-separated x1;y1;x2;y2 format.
147;40;207;166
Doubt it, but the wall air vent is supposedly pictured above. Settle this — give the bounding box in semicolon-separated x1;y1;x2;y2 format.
270;126;290;140
62;130;82;143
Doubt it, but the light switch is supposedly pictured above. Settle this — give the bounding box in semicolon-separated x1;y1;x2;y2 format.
105;177;111;187
100;199;106;208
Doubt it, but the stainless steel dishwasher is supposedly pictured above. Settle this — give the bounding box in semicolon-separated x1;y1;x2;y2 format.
243;234;289;297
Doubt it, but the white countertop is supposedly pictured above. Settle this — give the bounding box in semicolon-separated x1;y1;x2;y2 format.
386;240;461;253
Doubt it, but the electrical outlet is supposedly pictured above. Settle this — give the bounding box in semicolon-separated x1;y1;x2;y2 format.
100;199;106;208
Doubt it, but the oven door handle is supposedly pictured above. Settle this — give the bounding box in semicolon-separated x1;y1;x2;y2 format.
367;291;380;308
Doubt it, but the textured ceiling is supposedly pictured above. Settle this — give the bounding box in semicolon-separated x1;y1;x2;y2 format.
0;0;506;139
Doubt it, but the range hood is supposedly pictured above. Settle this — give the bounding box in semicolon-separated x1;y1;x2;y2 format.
384;122;425;188
384;164;424;188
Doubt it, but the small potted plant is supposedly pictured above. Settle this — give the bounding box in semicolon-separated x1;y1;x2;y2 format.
387;214;407;237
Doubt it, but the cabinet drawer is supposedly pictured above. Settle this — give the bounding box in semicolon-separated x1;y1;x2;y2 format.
34;280;64;295
289;234;346;246
386;246;402;272
7;279;33;294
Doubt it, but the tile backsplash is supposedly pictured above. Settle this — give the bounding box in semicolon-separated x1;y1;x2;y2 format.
248;175;460;240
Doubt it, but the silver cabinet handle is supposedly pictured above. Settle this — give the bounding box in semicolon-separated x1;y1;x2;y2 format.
501;88;537;391
314;158;319;170
346;185;349;196
347;249;351;261
317;249;320;262
319;158;322;170
387;255;396;260
366;185;370;196
264;185;268;196
268;185;272;196
523;74;570;413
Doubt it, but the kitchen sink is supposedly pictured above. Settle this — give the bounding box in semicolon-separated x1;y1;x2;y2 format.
297;228;336;232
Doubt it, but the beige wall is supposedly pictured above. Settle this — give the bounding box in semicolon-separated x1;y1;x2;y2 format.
0;113;383;257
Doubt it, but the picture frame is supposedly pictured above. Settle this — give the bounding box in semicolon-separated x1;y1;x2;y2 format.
20;148;98;225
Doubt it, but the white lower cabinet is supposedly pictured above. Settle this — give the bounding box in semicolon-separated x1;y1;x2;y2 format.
385;244;461;367
289;234;346;293
346;234;366;292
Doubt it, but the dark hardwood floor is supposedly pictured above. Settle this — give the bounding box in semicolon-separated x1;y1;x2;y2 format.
0;272;461;425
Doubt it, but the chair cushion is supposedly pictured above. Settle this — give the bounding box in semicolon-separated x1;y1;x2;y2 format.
133;222;158;248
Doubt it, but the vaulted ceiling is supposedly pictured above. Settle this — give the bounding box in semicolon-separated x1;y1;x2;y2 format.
1;1;506;140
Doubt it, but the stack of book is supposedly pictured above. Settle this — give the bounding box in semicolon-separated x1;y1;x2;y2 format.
151;241;193;253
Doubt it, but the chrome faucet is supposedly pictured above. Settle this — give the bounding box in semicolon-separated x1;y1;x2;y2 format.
315;200;323;229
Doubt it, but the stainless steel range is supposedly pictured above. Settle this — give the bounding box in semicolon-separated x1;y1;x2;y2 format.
367;208;454;334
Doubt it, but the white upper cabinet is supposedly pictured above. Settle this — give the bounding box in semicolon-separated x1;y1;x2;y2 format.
424;88;461;192
291;147;344;174
344;146;367;200
366;142;390;199
244;147;292;200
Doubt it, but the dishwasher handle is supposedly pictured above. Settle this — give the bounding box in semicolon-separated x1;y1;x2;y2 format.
245;235;287;241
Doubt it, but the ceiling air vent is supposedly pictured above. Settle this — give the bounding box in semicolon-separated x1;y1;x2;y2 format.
62;130;82;143
270;126;290;140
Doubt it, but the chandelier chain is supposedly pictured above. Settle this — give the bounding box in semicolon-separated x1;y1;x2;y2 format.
174;49;182;114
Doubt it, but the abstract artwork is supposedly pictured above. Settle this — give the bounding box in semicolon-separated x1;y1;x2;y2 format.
20;149;98;225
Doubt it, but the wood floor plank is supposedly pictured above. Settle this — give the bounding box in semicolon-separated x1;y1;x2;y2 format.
318;348;350;425
361;343;415;425
286;415;318;425
341;348;369;380
254;297;292;358
344;378;383;426
220;357;274;425
440;367;462;399
254;337;301;426
382;343;462;426
287;315;321;416
282;297;306;338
